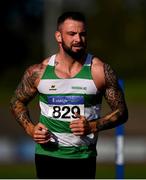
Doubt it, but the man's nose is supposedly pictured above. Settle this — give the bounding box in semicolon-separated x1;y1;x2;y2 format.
75;34;81;42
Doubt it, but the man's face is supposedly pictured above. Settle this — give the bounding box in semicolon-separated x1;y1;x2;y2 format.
58;19;87;59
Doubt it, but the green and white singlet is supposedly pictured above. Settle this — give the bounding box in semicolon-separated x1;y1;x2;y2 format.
35;53;102;159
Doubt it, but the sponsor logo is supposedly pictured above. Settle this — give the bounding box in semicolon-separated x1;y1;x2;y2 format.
71;86;87;90
48;95;84;105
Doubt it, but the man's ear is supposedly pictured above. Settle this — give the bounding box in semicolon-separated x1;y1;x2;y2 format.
55;31;62;43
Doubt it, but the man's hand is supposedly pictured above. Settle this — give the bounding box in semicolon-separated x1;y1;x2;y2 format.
32;122;51;144
70;114;91;136
70;109;121;135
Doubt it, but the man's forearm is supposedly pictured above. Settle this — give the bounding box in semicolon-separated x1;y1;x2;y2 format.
10;97;34;136
16;110;34;136
96;109;120;131
89;108;127;133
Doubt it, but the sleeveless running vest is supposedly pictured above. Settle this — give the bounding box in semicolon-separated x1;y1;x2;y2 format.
35;53;102;159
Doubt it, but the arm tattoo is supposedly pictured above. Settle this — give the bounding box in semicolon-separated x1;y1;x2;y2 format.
10;94;33;131
10;65;42;132
97;63;128;131
104;63;126;112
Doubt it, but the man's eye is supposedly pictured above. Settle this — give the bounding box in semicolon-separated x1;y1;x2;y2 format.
68;32;75;36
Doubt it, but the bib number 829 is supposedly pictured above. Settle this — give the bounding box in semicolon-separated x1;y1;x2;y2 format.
52;105;80;119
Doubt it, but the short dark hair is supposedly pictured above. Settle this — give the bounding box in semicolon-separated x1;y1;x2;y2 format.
57;11;86;30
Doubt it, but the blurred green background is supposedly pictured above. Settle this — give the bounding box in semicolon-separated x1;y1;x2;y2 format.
0;0;146;178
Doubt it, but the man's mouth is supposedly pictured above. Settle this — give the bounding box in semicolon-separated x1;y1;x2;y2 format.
73;44;83;49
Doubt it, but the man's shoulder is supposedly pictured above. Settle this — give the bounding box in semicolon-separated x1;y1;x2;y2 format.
90;56;106;89
42;56;51;65
21;58;50;83
26;57;51;72
91;56;104;68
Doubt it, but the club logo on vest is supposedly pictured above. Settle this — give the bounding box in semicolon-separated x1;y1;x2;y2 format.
49;85;57;91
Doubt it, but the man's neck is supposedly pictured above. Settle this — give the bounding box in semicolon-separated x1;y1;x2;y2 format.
54;52;86;78
56;50;86;65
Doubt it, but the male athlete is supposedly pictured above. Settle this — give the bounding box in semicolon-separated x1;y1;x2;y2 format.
10;11;128;179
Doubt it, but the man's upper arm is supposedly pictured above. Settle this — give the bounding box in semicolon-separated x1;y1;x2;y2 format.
103;63;128;120
11;64;41;106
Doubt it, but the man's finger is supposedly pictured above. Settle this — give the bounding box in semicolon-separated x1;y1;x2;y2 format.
74;112;81;118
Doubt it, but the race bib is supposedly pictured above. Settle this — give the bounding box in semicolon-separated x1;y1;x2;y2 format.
47;96;84;121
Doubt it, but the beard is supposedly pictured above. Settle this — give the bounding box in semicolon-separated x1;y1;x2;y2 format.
62;40;86;60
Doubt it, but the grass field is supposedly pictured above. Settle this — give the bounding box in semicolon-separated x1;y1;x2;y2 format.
0;163;145;179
